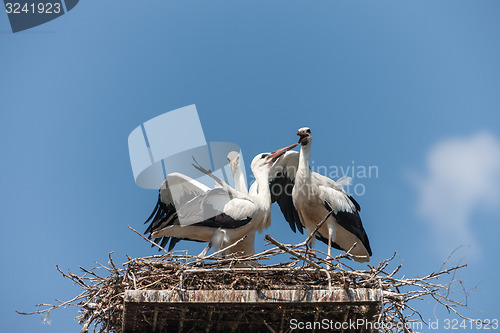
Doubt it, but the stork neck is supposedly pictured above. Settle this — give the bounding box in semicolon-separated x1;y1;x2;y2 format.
298;143;312;178
254;168;270;196
252;167;271;208
234;167;248;194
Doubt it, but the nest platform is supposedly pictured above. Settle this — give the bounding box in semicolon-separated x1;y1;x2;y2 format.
18;230;469;333
122;267;382;332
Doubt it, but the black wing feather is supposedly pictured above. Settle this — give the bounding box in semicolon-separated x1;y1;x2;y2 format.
192;214;252;229
269;171;304;234
176;188;253;229
323;199;372;256
348;195;361;212
144;186;252;252
167;237;181;251
144;192;181;252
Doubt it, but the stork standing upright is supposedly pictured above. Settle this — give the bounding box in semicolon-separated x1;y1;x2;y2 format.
144;146;294;257
268;127;372;262
227;151;248;194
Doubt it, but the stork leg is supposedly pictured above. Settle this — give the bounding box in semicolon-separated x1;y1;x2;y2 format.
328;229;332;259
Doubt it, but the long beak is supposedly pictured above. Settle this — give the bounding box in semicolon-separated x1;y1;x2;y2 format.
269;142;299;166
297;131;307;144
230;161;236;178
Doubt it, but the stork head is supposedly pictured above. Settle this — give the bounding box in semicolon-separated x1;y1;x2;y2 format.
226;151;240;178
297;127;312;146
251;153;276;169
251;153;273;174
251;144;295;172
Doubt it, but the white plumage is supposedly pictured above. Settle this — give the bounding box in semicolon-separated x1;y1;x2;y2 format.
144;148;293;257
267;127;372;262
227;151;248;194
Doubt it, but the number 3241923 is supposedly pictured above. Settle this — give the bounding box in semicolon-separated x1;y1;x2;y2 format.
444;318;498;330
5;3;62;14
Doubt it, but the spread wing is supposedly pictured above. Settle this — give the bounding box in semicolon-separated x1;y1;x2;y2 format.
149;187;256;244
144;172;211;251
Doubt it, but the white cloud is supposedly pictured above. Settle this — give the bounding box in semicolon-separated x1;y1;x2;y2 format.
412;132;500;257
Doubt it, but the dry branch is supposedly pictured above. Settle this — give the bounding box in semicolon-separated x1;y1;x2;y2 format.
17;222;480;333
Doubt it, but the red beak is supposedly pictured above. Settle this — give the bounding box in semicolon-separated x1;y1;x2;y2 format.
230;161;236;178
297;130;308;144
269;142;299;165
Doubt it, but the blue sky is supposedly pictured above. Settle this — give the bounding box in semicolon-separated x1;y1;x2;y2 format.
1;1;500;331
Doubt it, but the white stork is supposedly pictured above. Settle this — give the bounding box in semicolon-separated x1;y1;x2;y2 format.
144;147;293;257
145;151;248;253
227;151;248;194
196;150;250;256
268;127;372;262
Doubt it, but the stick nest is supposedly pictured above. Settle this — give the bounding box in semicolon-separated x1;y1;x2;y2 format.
18;228;474;333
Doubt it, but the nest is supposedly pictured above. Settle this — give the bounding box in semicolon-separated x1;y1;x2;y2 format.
18;224;473;333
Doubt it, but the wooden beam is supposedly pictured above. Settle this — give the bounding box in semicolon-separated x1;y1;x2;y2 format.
124;288;382;304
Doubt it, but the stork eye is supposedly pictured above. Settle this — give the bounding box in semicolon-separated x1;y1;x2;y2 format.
261;154;269;159
306;129;311;134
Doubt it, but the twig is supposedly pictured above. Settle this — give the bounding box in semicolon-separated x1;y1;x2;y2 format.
301;210;333;246
17;231;475;333
128;225;168;254
265;234;324;270
201;235;248;260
